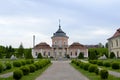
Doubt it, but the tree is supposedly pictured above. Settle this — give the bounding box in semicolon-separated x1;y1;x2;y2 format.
37;53;43;59
78;52;84;59
17;43;24;58
25;49;33;59
110;52;115;59
88;50;97;60
105;42;108;48
6;45;14;58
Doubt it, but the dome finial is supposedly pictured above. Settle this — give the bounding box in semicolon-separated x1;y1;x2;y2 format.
59;19;61;29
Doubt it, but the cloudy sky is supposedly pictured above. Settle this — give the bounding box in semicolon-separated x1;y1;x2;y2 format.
0;0;120;48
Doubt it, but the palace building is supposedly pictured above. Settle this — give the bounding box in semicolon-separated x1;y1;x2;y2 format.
108;28;120;58
32;23;88;59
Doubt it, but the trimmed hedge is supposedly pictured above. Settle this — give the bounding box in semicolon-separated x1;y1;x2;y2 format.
5;62;12;70
13;69;23;80
20;66;30;75
13;61;22;67
112;62;120;69
83;63;90;71
88;65;97;72
100;69;109;79
97;60;103;66
0;63;4;73
29;64;36;73
103;62;111;67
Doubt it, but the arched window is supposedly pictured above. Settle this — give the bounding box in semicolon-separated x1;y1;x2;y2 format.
48;52;50;56
71;52;72;56
75;52;77;56
43;51;46;56
116;40;118;47
35;52;38;56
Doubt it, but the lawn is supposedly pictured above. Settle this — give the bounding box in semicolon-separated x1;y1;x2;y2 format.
71;63;120;80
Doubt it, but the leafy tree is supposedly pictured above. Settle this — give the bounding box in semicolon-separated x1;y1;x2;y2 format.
110;52;115;59
88;50;97;60
105;42;108;48
6;45;14;58
17;43;24;58
25;49;33;59
78;52;84;59
37;53;43;59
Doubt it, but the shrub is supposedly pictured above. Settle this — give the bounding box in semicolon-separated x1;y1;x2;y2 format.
78;52;84;59
13;69;23;80
103;62;111;67
100;69;109;79
112;62;120;69
88;65;97;72
20;66;30;75
20;60;26;65
5;62;12;70
110;52;115;59
34;62;39;70
29;64;36;73
95;68;99;75
26;59;31;64
0;63;4;73
89;60;97;64
13;61;21;67
80;62;84;69
83;63;90;71
97;60;103;66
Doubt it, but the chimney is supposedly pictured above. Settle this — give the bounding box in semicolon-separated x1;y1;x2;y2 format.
33;35;35;48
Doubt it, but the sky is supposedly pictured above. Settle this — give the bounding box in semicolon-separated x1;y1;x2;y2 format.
0;0;120;48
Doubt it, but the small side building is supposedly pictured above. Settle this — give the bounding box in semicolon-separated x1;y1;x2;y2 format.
108;28;120;58
69;42;88;58
32;42;52;58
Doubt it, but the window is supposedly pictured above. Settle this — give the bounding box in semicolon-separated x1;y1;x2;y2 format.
116;40;118;47
48;52;50;56
43;51;46;56
75;52;77;56
35;52;38;56
117;51;119;58
71;52;72;56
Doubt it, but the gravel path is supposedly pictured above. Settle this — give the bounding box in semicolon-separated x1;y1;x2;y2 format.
36;61;89;80
0;72;13;78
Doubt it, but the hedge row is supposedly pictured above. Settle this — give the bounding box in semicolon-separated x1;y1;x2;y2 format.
71;60;109;79
13;59;51;80
89;60;120;69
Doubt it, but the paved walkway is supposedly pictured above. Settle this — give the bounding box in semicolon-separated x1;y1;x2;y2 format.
36;61;89;80
0;72;13;78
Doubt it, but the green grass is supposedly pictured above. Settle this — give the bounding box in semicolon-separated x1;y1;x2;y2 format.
0;63;52;80
71;63;120;80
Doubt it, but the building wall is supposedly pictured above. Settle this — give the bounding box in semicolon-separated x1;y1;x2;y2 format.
68;48;88;58
108;36;120;57
32;49;52;58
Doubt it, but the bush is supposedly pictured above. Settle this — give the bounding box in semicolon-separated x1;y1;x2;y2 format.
20;60;26;65
97;60;103;66
100;69;109;79
5;62;12;70
13;69;23;80
26;59;32;64
112;62;120;69
0;63;4;73
103;62;111;67
94;68;99;75
79;62;84;69
88;65;97;72
110;52;115;59
83;63;90;71
34;62;39;70
13;61;21;67
89;60;97;64
29;64;36;73
20;66;30;75
78;52;84;59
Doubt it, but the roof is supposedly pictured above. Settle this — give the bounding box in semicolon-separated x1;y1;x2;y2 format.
33;42;51;49
69;42;87;49
108;28;120;40
52;25;68;38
